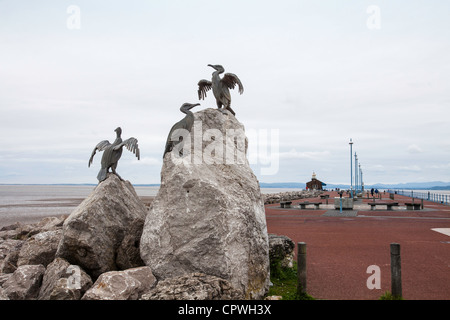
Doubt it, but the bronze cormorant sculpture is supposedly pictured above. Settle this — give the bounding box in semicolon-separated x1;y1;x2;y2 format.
164;103;200;158
88;127;140;182
198;64;244;116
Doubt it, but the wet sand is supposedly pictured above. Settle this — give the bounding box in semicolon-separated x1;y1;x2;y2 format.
0;196;154;228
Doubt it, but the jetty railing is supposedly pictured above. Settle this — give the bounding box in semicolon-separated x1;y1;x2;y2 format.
387;189;449;205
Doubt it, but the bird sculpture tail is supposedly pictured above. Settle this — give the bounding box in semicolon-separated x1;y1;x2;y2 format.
97;168;108;182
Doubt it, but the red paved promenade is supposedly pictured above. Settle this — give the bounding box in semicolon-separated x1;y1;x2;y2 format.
265;191;450;300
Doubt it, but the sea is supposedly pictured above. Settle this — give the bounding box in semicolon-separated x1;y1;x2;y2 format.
0;185;302;227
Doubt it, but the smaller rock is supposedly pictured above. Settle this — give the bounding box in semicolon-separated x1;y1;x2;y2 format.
0;216;66;241
0;239;23;273
0;273;12;286
49;278;81;300
0;239;23;260
269;234;295;270
141;273;243;300
263;190;322;204
33;216;66;233
17;230;62;267
265;295;282;300
82;266;156;300
38;257;92;300
0;287;9;300
2;264;45;300
0;222;21;232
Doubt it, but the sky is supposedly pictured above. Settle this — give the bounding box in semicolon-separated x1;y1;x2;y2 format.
0;0;449;185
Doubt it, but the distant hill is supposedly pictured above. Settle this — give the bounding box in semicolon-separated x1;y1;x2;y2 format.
430;185;450;190
259;181;450;190
259;182;304;189
367;181;450;190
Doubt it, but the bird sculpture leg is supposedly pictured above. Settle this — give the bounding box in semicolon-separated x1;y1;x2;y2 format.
216;101;228;115
225;105;236;116
111;164;124;181
218;100;236;116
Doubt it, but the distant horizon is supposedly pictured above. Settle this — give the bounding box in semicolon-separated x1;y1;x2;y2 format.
2;180;450;190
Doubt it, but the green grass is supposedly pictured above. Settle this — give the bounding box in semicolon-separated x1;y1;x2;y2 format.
379;291;404;300
268;261;315;300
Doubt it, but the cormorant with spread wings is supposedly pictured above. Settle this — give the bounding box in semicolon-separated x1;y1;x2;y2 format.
198;64;244;116
88;127;140;182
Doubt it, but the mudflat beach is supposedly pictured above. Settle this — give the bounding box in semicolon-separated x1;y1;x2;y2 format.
0;185;157;227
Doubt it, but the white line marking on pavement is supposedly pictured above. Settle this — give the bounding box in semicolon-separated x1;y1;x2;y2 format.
432;228;450;236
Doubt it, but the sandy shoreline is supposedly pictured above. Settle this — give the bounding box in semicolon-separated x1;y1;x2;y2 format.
0;196;155;228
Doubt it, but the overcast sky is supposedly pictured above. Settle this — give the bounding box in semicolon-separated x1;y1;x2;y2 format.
1;0;449;185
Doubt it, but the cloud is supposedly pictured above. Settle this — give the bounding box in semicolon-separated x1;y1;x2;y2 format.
278;149;331;160
398;165;422;172
426;163;450;169
407;144;423;154
367;164;386;172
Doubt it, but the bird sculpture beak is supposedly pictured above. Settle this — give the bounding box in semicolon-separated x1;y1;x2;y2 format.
189;103;200;110
207;64;215;69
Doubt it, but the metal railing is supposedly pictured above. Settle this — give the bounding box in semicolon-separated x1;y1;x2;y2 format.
387;189;450;205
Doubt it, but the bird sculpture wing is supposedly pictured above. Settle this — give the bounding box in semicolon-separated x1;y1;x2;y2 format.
222;73;244;94
88;140;111;167
197;80;212;100
114;137;140;160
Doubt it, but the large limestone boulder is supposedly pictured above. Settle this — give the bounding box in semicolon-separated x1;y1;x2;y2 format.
56;174;147;279
140;108;270;299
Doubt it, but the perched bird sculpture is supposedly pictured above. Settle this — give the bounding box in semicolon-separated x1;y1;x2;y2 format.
88;127;140;182
164;102;200;158
198;64;244;116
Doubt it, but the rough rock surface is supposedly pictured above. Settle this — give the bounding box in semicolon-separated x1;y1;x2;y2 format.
82;266;156;300
263;190;322;204
38;257;92;300
141;273;242;300
0;216;66;241
0;287;8;300
17;229;62;267
268;234;295;269
56;174;147;278
0;273;11;286
140;108;270;299
0;239;23;273
2;264;45;300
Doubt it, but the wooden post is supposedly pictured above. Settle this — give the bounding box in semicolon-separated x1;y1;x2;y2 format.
297;242;307;295
390;243;402;298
